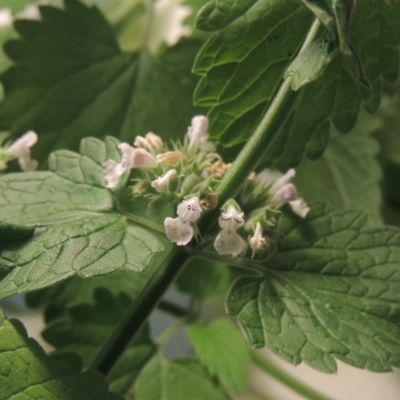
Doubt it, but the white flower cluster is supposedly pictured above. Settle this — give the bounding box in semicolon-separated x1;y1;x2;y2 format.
103;115;310;258
0;131;39;171
103;116;216;190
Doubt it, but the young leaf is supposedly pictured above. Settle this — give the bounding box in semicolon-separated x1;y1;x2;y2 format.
42;288;157;395
134;354;229;400
176;258;231;299
187;318;250;393
194;0;400;168
227;203;400;373
0;0;204;160
0;309;122;400
296;128;382;226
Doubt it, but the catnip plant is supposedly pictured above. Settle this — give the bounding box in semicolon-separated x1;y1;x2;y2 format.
0;0;400;399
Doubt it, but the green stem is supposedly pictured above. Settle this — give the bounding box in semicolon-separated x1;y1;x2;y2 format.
251;351;335;400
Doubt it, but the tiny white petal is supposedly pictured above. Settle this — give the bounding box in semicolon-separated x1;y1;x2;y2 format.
103;159;124;188
134;132;163;152
164;217;193;245
132;148;158;168
256;169;283;188
151;169;177;192
214;230;247;257
218;205;244;230
0;8;12;29
187;115;216;152
289;198;310;218
16;4;41;20
270;183;298;208
177;196;202;223
270;168;296;193
147;0;193;54
6;131;38;171
18;157;38;172
7;131;38;158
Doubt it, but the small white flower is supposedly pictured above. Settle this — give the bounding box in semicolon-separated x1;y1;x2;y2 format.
177;196;202;222
270;183;297;208
289;198;310;218
134;132;164;152
249;222;267;254
214;203;246;256
164;196;202;245
0;8;12;29
103;144;157;188
151;169;177;192
187;115;216;152
257;168;309;218
164;217;193;246
5;131;38;171
218;205;244;231
214;230;247;257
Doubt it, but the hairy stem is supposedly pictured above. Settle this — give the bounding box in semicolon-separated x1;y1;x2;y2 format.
251;351;335;400
91;18;322;378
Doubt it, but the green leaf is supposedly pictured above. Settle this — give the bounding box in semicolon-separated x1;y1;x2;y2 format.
0;0;204;159
0;137;163;299
0;309;122;400
134;355;229;400
176;258;231;299
227;203;400;373
194;0;400;168
187;318;249;393
0;213;162;299
296;127;382;226
0;136;118;226
42;288;156;395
